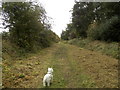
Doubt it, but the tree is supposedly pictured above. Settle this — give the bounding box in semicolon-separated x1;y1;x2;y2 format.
70;1;120;41
61;30;69;40
72;2;95;38
2;2;59;52
87;2;120;42
61;23;77;40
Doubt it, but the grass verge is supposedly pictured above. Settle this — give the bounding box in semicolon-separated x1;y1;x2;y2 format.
67;38;119;59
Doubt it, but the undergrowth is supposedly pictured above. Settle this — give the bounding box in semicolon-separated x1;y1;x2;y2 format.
67;38;119;59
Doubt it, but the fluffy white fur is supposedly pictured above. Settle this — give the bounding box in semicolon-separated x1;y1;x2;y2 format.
43;68;53;87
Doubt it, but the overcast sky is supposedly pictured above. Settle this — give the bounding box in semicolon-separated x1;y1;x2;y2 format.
38;0;75;37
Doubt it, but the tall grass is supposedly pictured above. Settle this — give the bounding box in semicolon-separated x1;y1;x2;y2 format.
68;38;119;59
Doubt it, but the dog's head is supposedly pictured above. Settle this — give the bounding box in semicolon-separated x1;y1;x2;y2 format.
48;68;53;73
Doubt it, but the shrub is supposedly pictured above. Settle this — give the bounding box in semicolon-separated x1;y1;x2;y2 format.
87;16;120;42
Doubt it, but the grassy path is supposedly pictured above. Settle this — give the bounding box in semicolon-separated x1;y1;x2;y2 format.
46;43;96;88
3;42;118;88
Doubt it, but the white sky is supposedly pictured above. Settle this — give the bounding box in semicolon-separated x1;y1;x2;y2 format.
0;0;75;37
39;0;75;37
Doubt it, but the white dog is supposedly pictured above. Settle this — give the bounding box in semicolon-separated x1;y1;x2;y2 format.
43;68;53;87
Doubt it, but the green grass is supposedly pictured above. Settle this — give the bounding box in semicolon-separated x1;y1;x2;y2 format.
18;74;25;78
41;43;96;88
67;38;119;59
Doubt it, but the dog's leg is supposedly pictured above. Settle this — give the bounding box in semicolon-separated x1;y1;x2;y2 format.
47;82;50;86
43;80;46;86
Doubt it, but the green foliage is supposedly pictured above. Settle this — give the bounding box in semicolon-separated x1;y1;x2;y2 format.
61;23;76;40
2;2;44;51
87;16;120;42
2;2;59;53
72;2;95;38
37;30;60;48
18;73;25;78
62;2;120;42
61;30;69;40
38;30;51;48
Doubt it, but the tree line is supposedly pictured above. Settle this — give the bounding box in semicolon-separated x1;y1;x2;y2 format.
61;2;120;42
2;2;59;52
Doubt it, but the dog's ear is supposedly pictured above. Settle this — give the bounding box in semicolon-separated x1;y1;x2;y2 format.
51;68;53;72
48;68;50;71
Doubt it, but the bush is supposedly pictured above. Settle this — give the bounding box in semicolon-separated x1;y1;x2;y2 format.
37;30;60;48
87;16;120;42
38;31;51;48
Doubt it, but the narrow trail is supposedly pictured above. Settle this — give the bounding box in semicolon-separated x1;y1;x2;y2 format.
48;43;96;88
3;42;118;88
